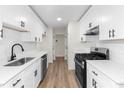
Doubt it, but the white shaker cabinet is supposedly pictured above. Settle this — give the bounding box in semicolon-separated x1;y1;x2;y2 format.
87;63;119;88
80;6;124;41
33;59;41;88
99;6;124;40
80;6;101;42
22;59;41;88
2;6;31;31
22;65;34;88
84;6;100;29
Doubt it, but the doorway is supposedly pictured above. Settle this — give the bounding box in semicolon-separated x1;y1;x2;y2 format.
55;34;65;60
53;27;68;61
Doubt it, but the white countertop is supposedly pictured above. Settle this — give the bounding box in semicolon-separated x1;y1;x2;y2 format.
0;50;47;87
87;60;124;85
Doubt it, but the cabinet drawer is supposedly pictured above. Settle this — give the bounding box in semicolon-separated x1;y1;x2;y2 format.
2;73;24;88
87;63;119;88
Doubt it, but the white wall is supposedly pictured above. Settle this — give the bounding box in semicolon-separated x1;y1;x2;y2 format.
67;22;96;70
54;27;67;35
38;28;53;63
0;5;46;65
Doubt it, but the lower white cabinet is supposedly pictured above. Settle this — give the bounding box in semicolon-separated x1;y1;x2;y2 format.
2;73;24;88
33;59;41;88
23;65;34;88
23;59;41;88
87;63;119;88
2;58;42;88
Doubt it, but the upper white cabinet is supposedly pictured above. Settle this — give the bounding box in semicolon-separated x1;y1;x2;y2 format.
80;6;100;33
80;5;124;41
0;5;46;42
80;6;100;42
98;6;124;40
84;6;100;29
2;6;30;31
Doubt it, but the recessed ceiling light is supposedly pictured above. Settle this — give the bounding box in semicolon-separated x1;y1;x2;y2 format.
57;17;62;21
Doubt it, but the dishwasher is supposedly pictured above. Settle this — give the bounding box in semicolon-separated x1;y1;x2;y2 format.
41;54;47;81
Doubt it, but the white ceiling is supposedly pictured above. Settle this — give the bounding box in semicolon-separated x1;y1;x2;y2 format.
31;5;90;28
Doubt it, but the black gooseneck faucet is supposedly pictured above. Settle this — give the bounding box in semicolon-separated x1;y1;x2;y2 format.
10;43;24;61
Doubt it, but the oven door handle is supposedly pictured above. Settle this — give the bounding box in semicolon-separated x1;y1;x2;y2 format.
75;59;85;68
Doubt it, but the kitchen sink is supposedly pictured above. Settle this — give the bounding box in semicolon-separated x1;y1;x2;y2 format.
4;57;35;66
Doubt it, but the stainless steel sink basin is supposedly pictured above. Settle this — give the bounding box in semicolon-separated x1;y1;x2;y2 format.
5;57;35;66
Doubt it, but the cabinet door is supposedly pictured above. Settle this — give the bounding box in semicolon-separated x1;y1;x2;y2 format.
80;6;101;42
110;6;124;39
86;6;100;28
33;59;41;88
98;6;112;40
99;5;124;40
23;65;34;88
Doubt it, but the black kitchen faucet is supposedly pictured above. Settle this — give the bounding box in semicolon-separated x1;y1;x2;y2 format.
10;43;24;61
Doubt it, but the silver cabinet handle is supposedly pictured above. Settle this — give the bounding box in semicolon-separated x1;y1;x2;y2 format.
109;30;111;38
34;70;38;77
0;29;3;38
112;29;115;37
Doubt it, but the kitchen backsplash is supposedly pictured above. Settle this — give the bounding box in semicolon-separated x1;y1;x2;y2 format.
96;40;124;64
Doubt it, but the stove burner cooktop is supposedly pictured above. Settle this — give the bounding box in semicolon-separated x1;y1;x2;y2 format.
75;53;107;61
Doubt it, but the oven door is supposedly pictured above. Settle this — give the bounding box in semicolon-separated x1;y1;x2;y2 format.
75;58;86;88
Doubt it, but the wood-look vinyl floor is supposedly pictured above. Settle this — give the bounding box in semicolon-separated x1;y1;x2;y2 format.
38;58;79;88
